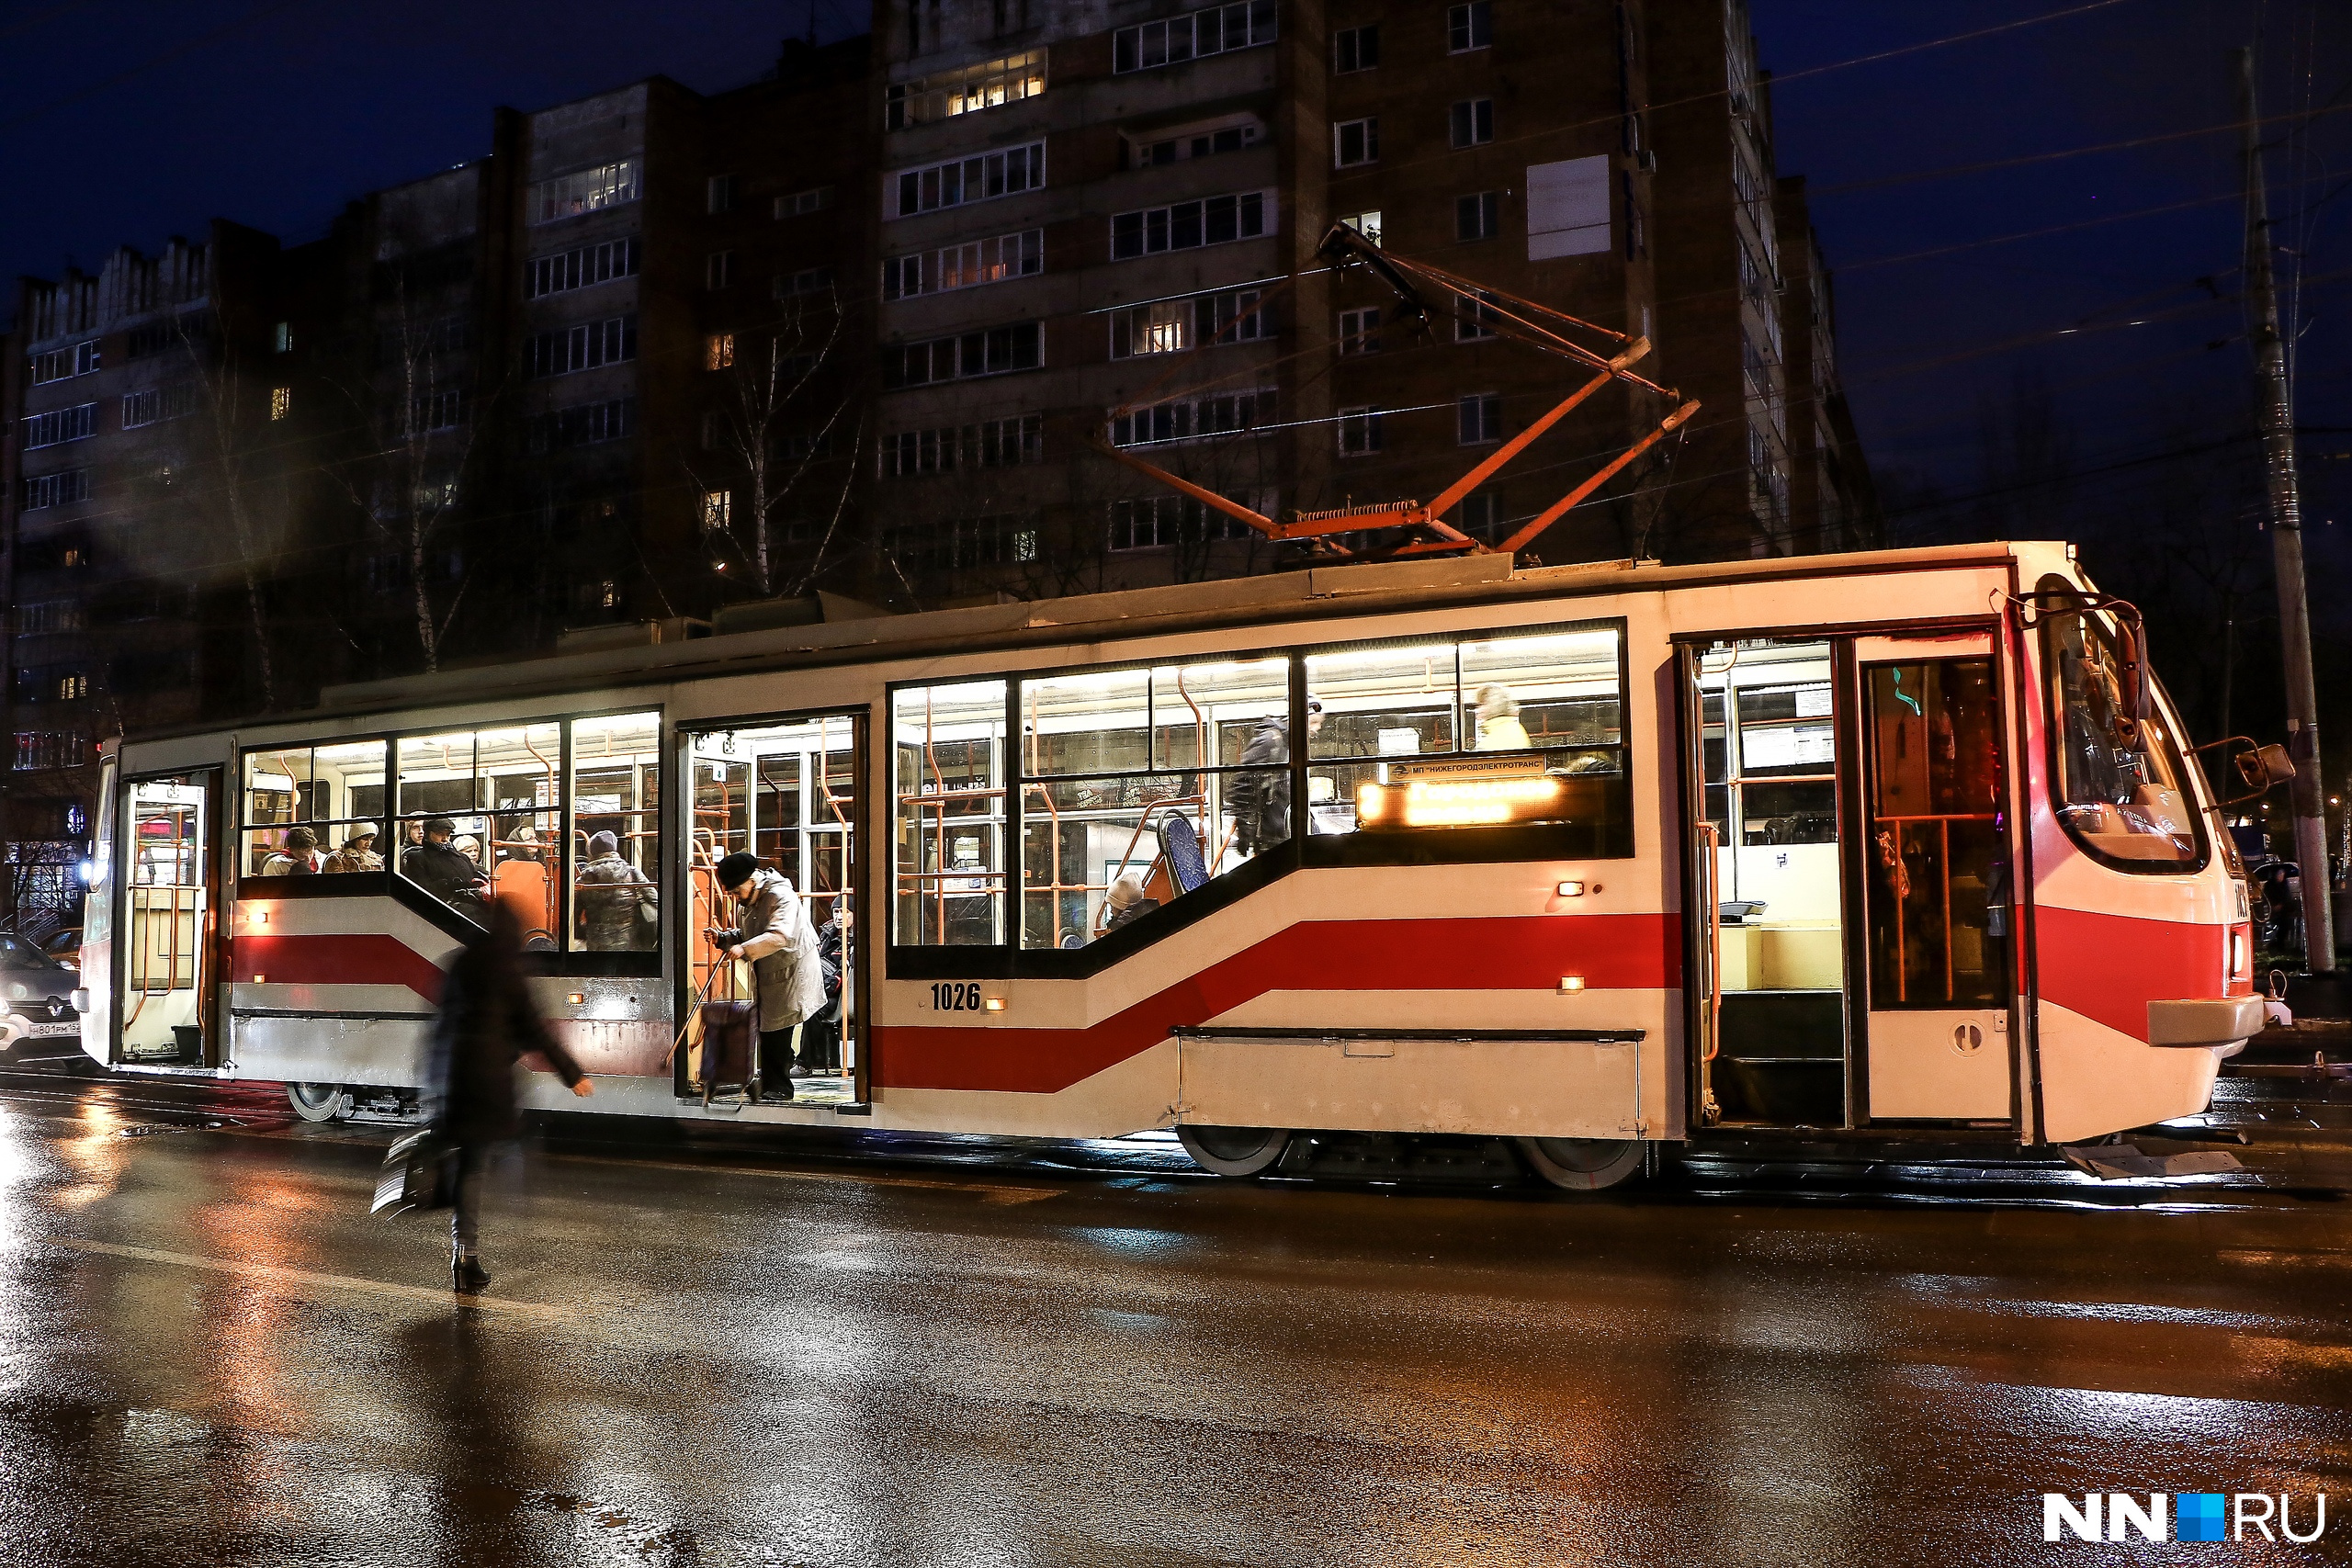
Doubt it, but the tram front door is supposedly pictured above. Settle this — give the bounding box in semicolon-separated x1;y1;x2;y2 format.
1686;632;2015;1132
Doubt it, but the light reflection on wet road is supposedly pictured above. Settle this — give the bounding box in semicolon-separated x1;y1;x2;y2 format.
0;1056;2347;1567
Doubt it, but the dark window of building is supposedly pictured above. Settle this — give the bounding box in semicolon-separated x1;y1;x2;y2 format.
1110;192;1269;260
706;251;734;290
526;237;640;299
1333;118;1378;168
1337;307;1381;355
1448;2;1492;52
883;322;1045;389
525;316;638;378
1337;406;1384;455
1455;289;1501;342
707;175;737;214
1456;191;1501;242
1334;25;1379;72
1113;0;1278;73
1458;393;1501;445
1449;97;1495;148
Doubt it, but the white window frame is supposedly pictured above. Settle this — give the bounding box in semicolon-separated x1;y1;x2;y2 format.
1449;97;1495;149
1113;1;1278;73
1336;406;1385;456
1109;189;1273;260
881;229;1043;300
529;161;639;225
22;404;97;450
1458;393;1502;446
1448;2;1493;53
1333;118;1379;168
888;141;1046;220
1334;24;1379;73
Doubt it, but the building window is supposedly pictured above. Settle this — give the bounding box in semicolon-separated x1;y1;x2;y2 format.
1114;0;1278;73
707;174;737;214
1107;288;1269;358
526;316;639;378
1110;190;1272;260
525;397;636;454
887;50;1046;130
1449;98;1495;148
21;404;96;450
269;387;292;421
1125;116;1261;168
883;321;1044;388
706;251;734;290
1333;118;1379;168
879;413;1045;479
1337;407;1384;456
526;237;640;299
1110;388;1274;448
776;186;832;218
21;470;89;511
529;161;639;224
1107;494;1260;552
1337;307;1381;355
29;340;101;384
705;333;735;371
1456;289;1501;342
54;673;89;702
1334;24;1379;72
119;384;193;429
1454;488;1503;540
413;389;468;432
1448;2;1492;52
889;141;1046;220
272;321;294;354
1456;190;1500;242
882;229;1044;300
1338;210;1384;248
1458;393;1502;445
775;266;836;299
701;491;732;532
883;516;1040;584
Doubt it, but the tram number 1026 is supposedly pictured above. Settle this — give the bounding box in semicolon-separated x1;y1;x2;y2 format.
930;982;986;1012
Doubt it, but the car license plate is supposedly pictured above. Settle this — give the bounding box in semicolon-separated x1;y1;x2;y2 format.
25;1020;78;1037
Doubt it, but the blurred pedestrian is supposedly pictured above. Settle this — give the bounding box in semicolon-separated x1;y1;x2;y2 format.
424;894;594;1293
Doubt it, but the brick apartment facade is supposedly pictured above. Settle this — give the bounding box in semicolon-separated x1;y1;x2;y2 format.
1;6;1868;920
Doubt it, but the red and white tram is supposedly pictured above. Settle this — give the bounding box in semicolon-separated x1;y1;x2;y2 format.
74;542;2271;1188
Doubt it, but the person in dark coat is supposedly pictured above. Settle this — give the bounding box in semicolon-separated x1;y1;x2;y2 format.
402;818;489;913
797;893;852;1076
1229;700;1321;857
425;894;594;1293
576;829;657;951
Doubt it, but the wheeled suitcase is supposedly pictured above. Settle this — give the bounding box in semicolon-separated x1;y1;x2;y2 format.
697;998;758;1105
372;1127;458;1215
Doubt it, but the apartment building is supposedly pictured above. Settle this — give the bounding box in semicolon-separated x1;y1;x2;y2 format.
1776;175;1874;556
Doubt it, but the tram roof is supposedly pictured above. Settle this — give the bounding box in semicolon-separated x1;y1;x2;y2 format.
161;542;2055;742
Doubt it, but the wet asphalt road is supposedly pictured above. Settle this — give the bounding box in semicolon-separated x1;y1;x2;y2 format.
3;1055;2351;1567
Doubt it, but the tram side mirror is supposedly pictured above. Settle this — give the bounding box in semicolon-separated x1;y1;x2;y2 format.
2109;616;2150;750
2236;742;2295;795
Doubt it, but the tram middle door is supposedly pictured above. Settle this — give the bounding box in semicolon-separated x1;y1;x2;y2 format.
1690;640;1849;1130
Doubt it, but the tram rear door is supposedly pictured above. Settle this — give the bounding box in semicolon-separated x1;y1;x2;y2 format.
684;713;865;1101
1685;632;2014;1132
119;770;221;1066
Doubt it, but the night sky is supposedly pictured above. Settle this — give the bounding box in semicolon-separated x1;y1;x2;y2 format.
4;0;2346;738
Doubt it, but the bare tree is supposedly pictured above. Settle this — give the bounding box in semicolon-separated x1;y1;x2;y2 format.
690;294;857;598
176;307;284;710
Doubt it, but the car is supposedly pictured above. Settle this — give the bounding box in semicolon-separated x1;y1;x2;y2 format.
0;934;82;1055
41;927;80;968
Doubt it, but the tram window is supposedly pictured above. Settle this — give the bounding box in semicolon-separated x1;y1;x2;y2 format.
1865;660;2007;1006
1014;655;1288;948
478;723;562;944
2041;597;2199;868
895;681;1009;946
241;739;390;879
570;712;662;952
1306;624;1625;840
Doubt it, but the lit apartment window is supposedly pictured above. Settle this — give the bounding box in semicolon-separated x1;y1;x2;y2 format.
1337;308;1381;355
883;230;1043;300
776;186;832;218
1339;210;1384;248
1114;1;1276;73
1333;118;1379;168
1458;393;1501;445
886;51;1046;130
1456;191;1500;242
706;333;735;370
1334;25;1379;72
1109;191;1272;259
529;161;639;224
889;142;1046;220
707;175;737;214
1448;2;1492;52
1455;289;1502;342
269;387;292;420
273;321;294;353
1336;406;1384;456
1449;98;1495;148
706;251;734;290
55;673;89;702
1107;288;1268;357
701;491;732;531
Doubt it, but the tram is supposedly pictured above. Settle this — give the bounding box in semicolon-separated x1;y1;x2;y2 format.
74;542;2275;1189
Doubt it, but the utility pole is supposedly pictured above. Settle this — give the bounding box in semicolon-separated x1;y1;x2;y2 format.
2239;47;2335;975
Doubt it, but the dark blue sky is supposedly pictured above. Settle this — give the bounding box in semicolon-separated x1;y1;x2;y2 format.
4;0;2346;531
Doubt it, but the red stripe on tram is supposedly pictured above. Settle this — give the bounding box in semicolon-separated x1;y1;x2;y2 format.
2034;906;2227;1043
231;934;446;1003
873;912;1679;1095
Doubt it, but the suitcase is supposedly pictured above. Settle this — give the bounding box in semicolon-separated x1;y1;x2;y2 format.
372;1127;458;1216
696;997;760;1106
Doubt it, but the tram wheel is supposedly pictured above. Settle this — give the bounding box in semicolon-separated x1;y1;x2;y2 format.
1517;1136;1644;1192
287;1082;352;1122
1178;1124;1293;1178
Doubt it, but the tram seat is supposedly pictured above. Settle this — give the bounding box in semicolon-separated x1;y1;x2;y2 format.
1159;816;1209;895
491;859;555;942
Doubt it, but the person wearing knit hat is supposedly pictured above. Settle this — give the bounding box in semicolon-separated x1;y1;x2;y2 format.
705;852;826;1096
577;829;657;952
1102;870;1160;934
322;824;382;874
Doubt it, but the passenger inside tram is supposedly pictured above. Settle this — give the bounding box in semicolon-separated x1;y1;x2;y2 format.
322;825;381;874
577;829;657;951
